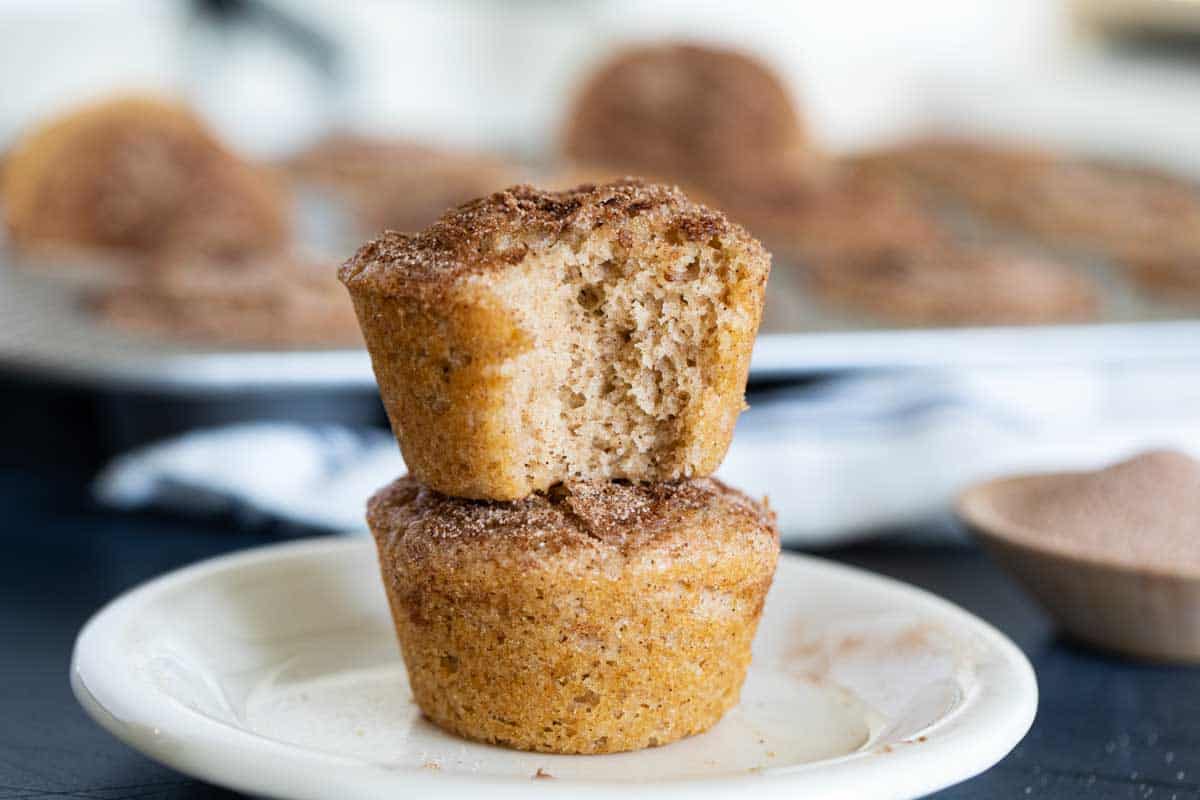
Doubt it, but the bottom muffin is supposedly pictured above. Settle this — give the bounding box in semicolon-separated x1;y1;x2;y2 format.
367;476;780;754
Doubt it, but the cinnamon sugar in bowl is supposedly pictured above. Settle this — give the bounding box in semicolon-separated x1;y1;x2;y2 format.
958;450;1200;661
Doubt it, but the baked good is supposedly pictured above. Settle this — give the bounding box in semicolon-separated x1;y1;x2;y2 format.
851;136;1054;215
3;95;287;259
563;43;810;185
93;250;360;347
714;162;943;264
285;133;518;235
340;180;770;500
536;162;719;206
855;137;1200;281
368;475;779;754
807;244;1099;325
1124;254;1200;301
1030;162;1200;298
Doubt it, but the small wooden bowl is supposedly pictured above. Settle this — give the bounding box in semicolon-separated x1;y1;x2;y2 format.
958;472;1200;662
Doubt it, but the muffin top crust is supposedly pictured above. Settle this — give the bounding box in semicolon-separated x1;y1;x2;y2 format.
338;179;754;294
368;475;776;561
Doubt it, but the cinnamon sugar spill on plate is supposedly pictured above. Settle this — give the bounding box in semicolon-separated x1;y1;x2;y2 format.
997;450;1200;572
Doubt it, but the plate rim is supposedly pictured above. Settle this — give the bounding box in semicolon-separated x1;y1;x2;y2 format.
71;536;1038;800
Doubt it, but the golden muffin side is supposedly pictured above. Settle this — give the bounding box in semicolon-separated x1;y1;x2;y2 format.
368;475;780;754
340;180;770;501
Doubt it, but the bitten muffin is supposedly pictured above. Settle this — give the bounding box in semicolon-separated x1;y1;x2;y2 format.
563;43;810;185
368;475;780;754
807;244;1099;326
3;95;287;259
93;250;361;347
339;180;770;500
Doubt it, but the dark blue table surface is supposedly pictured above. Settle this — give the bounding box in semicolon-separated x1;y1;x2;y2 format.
3;374;1200;800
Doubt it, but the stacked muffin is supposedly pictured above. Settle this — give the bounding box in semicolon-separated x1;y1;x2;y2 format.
339;179;779;755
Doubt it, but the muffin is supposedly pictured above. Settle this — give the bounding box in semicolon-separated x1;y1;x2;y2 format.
980;156;1200;262
285;133;519;235
850;136;1055;219
563;42;811;186
339;180;770;501
93;250;361;347
714;162;943;265
1028;161;1200;291
368;475;780;754
536;163;720;209
856;137;1200;278
807;244;1099;326
1124;253;1200;302
2;95;287;260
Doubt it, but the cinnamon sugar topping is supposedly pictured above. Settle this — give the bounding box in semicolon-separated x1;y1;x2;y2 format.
338;180;738;293
368;475;774;555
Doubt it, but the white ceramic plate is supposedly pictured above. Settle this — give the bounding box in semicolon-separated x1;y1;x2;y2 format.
71;538;1037;800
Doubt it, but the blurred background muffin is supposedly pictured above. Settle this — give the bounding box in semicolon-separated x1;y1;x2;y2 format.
91;248;359;348
283;133;519;237
713;162;943;266
857;137;1200;302
806;245;1099;326
3;95;288;266
562;42;819;192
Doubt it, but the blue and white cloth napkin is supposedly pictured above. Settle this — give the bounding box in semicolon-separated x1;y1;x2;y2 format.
95;365;1200;546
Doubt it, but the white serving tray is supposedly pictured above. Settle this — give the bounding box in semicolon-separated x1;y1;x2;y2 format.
3;252;1198;393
